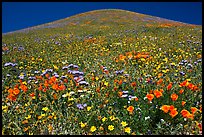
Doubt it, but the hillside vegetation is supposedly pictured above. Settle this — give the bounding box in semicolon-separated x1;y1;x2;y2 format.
2;9;202;135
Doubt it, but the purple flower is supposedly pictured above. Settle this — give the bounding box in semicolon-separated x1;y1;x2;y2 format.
180;71;185;76
76;103;87;109
79;81;89;86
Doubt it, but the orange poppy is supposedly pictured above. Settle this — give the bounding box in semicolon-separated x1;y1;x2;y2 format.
153;90;163;98
118;79;123;85
180;109;193;119
52;83;59;90
38;83;43;91
29;92;35;97
169;109;178;118
169;105;176;112
53;93;57;100
187;83;194;90
179;89;184;94
161;105;170;113
182;101;186;106
179;80;188;87
45;73;50;78
118;91;123;97
8;88;13;94
135;97;139;101
191;107;198;114
146;94;154;102
159;89;164;93
20;84;28;92
130;82;136;87
119;54;126;61
44;80;49;87
192;85;198;91
7;94;17;101
171;93;178;101
156;78;163;85
58;84;66;91
13;88;20;95
127;106;134;114
167;83;173;90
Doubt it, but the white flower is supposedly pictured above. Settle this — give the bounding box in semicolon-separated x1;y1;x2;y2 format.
145;116;150;120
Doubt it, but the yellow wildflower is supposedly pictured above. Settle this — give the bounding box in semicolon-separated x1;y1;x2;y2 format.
121;121;128;127
42;107;49;111
90;126;96;132
102;117;107;122
108;125;114;131
124;127;131;134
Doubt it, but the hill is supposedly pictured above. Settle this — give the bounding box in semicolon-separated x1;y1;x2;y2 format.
2;9;202;135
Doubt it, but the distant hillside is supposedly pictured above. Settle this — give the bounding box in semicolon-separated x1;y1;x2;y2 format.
3;9;199;35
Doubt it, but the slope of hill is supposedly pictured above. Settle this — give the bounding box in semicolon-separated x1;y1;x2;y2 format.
2;9;202;135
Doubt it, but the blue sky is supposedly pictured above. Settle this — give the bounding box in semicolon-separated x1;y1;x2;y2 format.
2;2;202;33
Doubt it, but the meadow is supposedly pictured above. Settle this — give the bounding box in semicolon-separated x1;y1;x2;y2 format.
2;10;202;135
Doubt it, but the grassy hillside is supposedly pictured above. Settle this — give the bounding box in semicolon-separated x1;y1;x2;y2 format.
2;9;202;135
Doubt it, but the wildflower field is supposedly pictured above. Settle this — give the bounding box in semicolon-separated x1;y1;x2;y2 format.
2;9;202;135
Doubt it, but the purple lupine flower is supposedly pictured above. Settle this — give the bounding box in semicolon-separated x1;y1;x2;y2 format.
46;69;53;72
68;64;74;68
62;66;69;70
73;65;79;68
180;71;185;76
34;70;40;74
61;75;67;79
76;103;87;110
79;81;89;86
28;77;36;80
68;70;72;74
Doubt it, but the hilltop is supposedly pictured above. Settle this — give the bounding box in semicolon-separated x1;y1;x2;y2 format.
3;9;199;35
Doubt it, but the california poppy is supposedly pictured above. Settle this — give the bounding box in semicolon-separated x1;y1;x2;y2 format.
161;105;170;113
146;94;154;102
127;106;134;114
191;107;198;114
171;93;178;101
153;90;163;98
167;83;173;90
182;101;186;106
169;108;178;118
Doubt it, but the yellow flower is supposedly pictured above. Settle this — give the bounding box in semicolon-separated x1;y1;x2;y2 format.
102;117;107;122
109;115;116;121
2;105;8;112
124;127;131;134
41;113;46;117
108;125;114;131
25;115;31;119
87;106;92;111
95;76;99;81
90;126;96;132
79;122;86;128
53;65;59;70
104;81;109;86
121;121;128;127
22;81;27;85
42;107;49;111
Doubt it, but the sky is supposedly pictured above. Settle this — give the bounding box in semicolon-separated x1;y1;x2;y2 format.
2;2;202;33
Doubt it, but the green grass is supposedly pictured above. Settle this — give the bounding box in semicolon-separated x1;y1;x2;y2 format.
2;9;202;135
